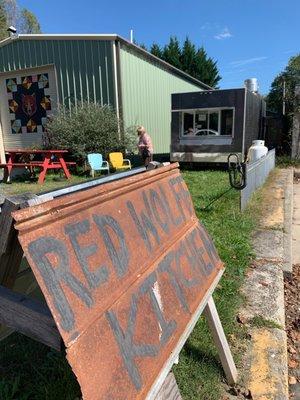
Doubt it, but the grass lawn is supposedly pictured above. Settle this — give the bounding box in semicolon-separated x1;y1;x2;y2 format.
173;170;260;399
0;173;89;198
0;169;261;400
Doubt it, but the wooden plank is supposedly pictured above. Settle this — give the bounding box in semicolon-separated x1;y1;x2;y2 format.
0;194;39;254
154;373;182;400
0;194;40;288
0;285;61;351
203;296;237;385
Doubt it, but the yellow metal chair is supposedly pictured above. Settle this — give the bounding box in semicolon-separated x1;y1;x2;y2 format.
108;152;131;171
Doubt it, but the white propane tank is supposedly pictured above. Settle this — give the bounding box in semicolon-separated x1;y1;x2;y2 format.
247;140;268;163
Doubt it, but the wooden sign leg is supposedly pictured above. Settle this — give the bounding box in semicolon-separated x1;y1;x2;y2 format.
203;296;237;386
155;372;182;400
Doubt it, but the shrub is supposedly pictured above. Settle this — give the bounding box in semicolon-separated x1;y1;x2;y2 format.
44;102;137;162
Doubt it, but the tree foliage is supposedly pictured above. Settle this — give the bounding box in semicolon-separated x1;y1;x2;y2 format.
267;54;300;115
149;36;221;88
162;36;182;70
0;0;41;38
44;102;137;162
20;8;41;33
0;2;7;40
150;43;163;59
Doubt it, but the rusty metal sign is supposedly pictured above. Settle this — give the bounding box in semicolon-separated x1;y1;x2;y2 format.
13;163;224;399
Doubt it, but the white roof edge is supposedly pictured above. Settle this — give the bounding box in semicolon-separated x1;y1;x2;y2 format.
0;33;119;47
0;33;212;90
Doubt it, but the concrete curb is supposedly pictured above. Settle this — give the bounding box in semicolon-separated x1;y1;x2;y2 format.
283;169;293;273
240;168;292;400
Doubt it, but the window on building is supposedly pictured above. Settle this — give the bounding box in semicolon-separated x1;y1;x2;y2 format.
183;111;195;135
182;108;234;137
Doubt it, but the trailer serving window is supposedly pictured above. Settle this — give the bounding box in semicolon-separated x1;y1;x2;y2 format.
182;108;234;137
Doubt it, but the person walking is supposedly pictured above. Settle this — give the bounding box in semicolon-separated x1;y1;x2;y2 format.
137;126;153;167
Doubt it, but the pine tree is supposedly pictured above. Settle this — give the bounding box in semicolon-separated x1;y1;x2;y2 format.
197;48;221;87
150;43;163;59
180;37;197;77
162;36;181;69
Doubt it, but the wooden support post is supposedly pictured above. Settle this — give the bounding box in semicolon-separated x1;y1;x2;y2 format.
155;372;182;400
0;285;61;351
203;296;237;385
0;193;53;289
0;194;39;288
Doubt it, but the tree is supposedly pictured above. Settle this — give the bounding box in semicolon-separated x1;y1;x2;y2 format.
180;37;197;77
45;102;136;163
195;47;221;88
20;8;41;33
149;36;221;88
162;36;181;69
0;1;8;40
150;43;163;59
267;54;300;156
2;0;18;28
0;0;41;35
267;55;300;115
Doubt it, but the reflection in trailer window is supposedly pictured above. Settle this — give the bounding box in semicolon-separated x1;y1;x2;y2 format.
182;108;234;136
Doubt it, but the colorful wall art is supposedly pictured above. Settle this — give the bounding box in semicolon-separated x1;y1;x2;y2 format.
6;73;52;134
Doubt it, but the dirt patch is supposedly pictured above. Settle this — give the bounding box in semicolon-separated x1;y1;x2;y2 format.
258;169;286;230
285;264;300;398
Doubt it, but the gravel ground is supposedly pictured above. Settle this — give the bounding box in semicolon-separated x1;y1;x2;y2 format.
285;264;300;398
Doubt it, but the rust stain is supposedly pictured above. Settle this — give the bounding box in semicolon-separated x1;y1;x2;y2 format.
13;163;224;399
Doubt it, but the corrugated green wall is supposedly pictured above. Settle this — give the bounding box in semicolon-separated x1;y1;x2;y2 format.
0;39;115;107
119;44;203;154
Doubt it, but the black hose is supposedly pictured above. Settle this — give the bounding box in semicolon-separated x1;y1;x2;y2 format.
200;153;247;211
228;153;247;190
200;187;233;211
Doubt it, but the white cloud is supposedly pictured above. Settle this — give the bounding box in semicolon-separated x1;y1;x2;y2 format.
200;22;211;30
229;56;267;67
214;27;233;40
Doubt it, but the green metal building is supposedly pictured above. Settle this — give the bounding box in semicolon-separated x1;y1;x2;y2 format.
0;34;210;162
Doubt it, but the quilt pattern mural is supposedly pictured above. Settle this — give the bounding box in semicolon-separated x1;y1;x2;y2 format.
6;73;51;134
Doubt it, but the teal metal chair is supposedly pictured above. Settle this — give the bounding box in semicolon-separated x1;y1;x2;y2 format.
87;153;109;177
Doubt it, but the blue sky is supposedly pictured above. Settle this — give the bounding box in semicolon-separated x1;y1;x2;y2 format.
18;0;300;94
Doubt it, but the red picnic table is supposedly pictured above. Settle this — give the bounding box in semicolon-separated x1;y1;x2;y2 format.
0;149;76;184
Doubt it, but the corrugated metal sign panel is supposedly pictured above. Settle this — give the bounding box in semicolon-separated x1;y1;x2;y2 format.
13;163;224;399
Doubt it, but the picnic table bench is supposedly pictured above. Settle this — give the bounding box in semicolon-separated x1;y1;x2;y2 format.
0;149;76;184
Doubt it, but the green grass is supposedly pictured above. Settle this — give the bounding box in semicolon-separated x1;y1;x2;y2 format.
0;334;81;400
0;170;261;399
0;173;89;197
276;155;300;168
173;170;259;399
249;316;283;330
